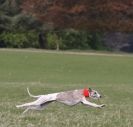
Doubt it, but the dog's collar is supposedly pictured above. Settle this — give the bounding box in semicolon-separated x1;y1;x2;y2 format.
83;88;90;97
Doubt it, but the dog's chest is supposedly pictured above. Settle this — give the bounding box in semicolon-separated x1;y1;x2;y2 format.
56;90;83;105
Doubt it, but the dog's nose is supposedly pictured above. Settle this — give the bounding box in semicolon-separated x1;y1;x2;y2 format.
99;95;102;98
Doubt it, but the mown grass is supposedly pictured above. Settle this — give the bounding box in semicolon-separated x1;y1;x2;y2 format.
0;49;133;127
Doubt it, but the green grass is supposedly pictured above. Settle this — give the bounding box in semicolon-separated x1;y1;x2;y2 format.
0;49;133;127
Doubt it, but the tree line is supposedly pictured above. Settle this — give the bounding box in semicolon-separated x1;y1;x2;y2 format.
0;0;133;52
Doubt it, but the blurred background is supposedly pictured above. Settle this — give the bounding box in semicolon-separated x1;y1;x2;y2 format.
0;0;133;52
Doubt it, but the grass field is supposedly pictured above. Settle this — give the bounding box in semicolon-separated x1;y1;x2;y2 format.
0;49;133;127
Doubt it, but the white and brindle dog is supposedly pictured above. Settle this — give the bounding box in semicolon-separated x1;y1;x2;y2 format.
16;88;105;114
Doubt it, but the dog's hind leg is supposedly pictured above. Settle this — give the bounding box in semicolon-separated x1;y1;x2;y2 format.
16;96;47;108
21;106;41;114
16;101;38;108
20;101;54;114
22;108;30;114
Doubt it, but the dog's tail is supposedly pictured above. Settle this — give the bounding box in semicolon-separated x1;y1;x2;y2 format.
27;88;41;98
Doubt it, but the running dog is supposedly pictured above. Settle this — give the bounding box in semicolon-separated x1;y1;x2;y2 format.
16;88;105;114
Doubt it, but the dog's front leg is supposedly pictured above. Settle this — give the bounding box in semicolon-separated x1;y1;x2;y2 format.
81;97;105;108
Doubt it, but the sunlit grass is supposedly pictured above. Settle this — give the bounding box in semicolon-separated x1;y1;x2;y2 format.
0;49;133;127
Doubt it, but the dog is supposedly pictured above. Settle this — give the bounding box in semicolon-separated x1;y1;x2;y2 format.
16;88;105;114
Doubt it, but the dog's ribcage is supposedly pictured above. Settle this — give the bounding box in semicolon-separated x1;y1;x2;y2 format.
56;90;83;105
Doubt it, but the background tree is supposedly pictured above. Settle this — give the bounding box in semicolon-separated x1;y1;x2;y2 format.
0;0;43;48
21;0;133;31
0;0;133;51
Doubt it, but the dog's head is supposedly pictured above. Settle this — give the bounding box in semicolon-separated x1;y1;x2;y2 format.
89;88;101;99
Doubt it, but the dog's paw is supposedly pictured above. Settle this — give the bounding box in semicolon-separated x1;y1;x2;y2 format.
16;105;21;108
98;104;105;108
101;104;105;107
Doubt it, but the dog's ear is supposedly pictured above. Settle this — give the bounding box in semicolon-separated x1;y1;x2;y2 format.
89;88;92;92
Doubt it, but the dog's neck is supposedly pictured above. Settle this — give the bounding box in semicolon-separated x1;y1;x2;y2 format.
83;88;90;97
